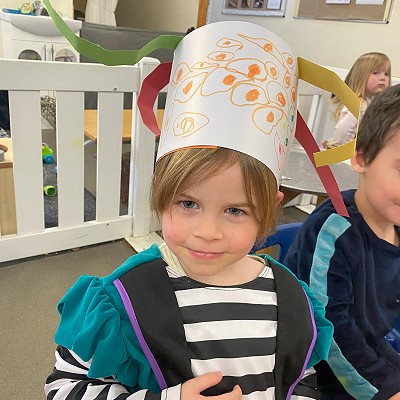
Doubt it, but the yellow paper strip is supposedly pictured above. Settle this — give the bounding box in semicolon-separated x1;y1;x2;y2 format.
43;0;182;66
298;57;361;166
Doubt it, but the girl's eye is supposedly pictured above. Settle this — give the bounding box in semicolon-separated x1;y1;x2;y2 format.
181;200;197;209
226;207;245;216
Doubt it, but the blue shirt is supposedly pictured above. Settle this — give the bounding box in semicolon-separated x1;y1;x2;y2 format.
284;189;400;400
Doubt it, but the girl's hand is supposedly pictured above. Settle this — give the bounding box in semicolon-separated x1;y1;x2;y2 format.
388;393;400;400
181;371;242;400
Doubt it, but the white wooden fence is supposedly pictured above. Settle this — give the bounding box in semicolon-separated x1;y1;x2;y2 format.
1;58;396;263
0;58;160;262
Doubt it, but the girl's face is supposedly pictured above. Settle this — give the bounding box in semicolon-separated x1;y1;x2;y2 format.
161;163;261;286
365;67;390;97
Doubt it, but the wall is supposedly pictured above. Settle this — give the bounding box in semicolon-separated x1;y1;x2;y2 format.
116;0;198;33
0;0;73;18
207;0;400;76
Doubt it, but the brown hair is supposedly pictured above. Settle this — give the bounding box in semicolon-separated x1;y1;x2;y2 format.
331;52;391;120
151;147;280;242
356;84;400;165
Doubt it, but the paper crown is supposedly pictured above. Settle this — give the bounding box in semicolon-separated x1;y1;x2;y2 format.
43;0;362;216
157;21;296;184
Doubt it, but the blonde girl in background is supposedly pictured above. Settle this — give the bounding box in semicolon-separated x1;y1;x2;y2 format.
322;52;391;149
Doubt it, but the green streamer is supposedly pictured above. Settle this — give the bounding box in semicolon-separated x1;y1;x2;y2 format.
43;0;182;66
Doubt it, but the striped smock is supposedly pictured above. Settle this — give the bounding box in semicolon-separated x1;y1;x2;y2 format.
45;252;318;400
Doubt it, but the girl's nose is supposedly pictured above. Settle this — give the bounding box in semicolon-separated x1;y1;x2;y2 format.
192;214;224;241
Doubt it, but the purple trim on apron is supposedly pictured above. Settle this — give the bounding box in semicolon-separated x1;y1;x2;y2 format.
113;278;168;390
286;288;318;400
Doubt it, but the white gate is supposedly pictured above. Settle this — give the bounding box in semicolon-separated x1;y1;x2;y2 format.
0;58;160;262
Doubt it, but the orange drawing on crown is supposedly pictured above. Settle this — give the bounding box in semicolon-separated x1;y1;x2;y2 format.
282;52;294;69
291;87;297;103
164;30;298;169
183;81;193;95
253;105;284;135
277;92;286;107
267;111;275;123
170;62;191;86
248;64;261;79
208;51;234;62
226;58;267;81
223;74;237;86
192;61;219;70
283;71;291;88
216;37;243;51
175;72;208;103
266;61;279;80
263;42;273;52
201;68;249;96
231;83;268;106
173;112;210;138
246;89;260;102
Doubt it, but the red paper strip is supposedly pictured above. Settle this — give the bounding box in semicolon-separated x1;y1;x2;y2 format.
295;111;349;217
137;62;172;137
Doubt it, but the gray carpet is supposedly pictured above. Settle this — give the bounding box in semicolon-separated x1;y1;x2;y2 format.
0;240;136;400
43;162;96;228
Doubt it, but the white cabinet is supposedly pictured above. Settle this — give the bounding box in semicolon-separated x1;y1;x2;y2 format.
0;10;82;62
11;39;79;62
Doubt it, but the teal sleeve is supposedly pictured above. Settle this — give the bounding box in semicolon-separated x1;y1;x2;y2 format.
300;280;334;368
54;247;161;391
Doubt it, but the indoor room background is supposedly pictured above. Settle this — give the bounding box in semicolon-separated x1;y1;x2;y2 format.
0;0;399;76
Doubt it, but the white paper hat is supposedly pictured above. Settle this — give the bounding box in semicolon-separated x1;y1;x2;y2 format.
157;21;297;184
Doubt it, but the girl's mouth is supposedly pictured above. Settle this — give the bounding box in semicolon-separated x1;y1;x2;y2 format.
188;248;223;260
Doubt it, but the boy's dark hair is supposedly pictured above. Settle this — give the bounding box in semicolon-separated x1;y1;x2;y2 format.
356;84;400;165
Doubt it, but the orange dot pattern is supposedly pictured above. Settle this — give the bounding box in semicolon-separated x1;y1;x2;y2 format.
162;29;298;172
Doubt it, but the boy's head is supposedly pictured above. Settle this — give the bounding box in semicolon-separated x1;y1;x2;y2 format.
352;84;400;231
151;148;281;241
356;83;400;165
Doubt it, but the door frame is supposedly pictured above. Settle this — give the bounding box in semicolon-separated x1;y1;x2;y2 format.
197;0;208;27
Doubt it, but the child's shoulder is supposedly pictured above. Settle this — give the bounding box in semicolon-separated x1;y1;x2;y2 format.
53;244;164;385
55;244;163;337
293;190;367;249
58;244;163;313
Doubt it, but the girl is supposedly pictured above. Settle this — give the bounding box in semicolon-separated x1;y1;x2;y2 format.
45;147;332;400
44;21;334;400
322;52;391;149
